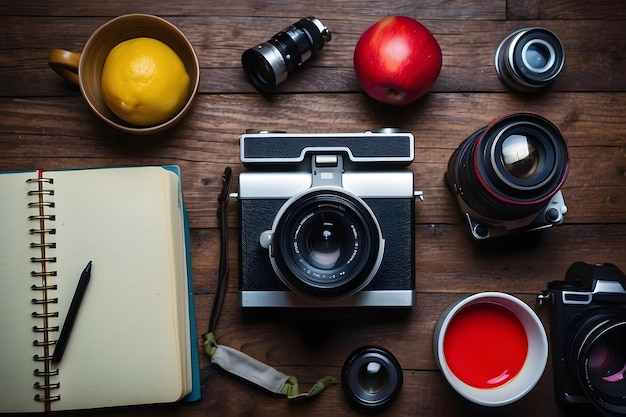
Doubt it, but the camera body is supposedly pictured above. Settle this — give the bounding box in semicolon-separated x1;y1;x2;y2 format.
538;262;626;416
237;130;419;309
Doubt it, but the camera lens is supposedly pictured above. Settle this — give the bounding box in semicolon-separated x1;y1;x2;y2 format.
342;346;403;412
241;17;331;92
445;112;569;235
495;27;564;92
270;189;383;300
569;314;626;414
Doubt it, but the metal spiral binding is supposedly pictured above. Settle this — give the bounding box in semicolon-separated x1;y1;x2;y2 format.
28;214;56;221
32;311;59;318
28;201;55;208
30;242;57;248
27;189;55;196
34;393;61;403
26;178;54;184
27;174;61;405
34;369;59;377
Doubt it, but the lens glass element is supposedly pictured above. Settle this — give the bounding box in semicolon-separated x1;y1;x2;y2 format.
585;323;626;404
522;40;555;72
588;338;626;383
254;55;274;87
501;133;539;179
527;45;548;68
303;213;348;270
357;361;390;394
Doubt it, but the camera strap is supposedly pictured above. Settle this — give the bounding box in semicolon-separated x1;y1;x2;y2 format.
201;167;334;401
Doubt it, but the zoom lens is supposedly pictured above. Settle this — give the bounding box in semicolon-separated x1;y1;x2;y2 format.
495;27;565;92
242;17;331;92
569;314;626;415
270;189;383;300
445;112;569;238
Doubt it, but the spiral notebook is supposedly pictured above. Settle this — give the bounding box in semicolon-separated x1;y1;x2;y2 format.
0;166;200;413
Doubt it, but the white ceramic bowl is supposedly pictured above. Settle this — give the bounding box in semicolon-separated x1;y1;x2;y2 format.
433;292;548;407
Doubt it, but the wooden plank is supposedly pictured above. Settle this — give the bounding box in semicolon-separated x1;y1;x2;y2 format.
1;17;624;97
507;0;540;20
0;1;506;20
509;0;626;20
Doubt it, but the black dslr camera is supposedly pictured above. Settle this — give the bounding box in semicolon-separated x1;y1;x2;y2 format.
538;262;626;417
236;130;420;309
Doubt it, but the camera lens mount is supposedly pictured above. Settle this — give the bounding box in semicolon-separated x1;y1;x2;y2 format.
269;188;384;300
342;346;403;413
568;312;626;415
495;27;565;92
241;17;331;92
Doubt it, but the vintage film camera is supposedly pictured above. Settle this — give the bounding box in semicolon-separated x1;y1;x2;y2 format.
236;130;420;309
538;262;626;417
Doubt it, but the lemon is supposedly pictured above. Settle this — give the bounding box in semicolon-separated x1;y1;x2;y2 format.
101;37;190;127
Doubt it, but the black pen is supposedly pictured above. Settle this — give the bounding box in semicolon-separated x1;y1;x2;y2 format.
52;261;92;363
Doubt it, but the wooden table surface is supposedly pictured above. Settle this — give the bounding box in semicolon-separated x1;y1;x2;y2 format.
1;1;625;416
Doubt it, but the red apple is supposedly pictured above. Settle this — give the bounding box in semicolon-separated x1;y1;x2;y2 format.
354;16;442;105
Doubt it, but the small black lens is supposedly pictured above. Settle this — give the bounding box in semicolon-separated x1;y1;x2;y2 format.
242;17;331;92
495;27;564;92
271;189;383;300
342;346;403;413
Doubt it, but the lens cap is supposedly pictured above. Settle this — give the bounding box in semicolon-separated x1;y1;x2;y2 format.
342;346;403;413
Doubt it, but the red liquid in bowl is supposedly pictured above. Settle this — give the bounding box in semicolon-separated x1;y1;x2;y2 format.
443;302;528;388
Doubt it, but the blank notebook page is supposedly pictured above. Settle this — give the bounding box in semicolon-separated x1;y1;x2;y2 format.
0;167;191;412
